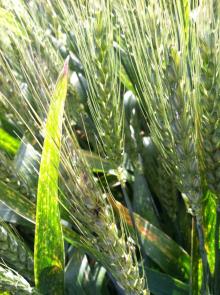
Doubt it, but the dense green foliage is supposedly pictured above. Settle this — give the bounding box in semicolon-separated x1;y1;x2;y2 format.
0;0;219;294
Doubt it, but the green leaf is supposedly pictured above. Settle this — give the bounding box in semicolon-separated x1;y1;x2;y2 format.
14;139;40;192
110;197;190;281
65;249;106;295
34;58;69;294
132;171;160;228
0;113;22;138
146;267;189;295
0;127;20;156
65;250;87;295
118;61;136;93
0;180;95;255
81;150;117;173
204;191;216;275
0;180;35;223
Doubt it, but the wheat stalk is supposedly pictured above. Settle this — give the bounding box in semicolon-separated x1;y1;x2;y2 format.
117;0;211;291
117;0;203;214
118;0;202;213
0;3;148;292
56;0;124;165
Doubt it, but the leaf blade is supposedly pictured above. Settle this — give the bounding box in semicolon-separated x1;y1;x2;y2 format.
34;59;69;294
0;127;20;156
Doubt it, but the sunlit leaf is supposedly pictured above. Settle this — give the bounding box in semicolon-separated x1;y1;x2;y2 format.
34;58;69;294
204;191;216;274
0;128;20;156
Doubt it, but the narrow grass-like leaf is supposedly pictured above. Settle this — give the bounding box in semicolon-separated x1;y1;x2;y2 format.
132;171;159;227
0;128;20;156
34;59;69;294
146;267;189;295
203;191;216;275
81;150;117;173
0;113;22;139
65;250;106;295
64;250;87;295
0;180;35;223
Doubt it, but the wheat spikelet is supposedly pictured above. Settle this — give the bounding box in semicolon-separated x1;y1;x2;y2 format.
0;222;33;281
156;154;178;222
117;1;211;290
0;7;148;292
200;45;220;197
60;131;148;295
197;3;220;198
0;153;35;201
59;0;124;165
0;67;17;103
117;0;204;217
0;265;38;294
163;47;203;217
195;4;220;290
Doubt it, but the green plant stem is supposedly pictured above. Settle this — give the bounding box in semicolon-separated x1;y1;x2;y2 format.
195;215;211;294
214;202;220;294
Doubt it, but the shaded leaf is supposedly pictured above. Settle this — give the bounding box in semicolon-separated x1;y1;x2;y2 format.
146;267;189;295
